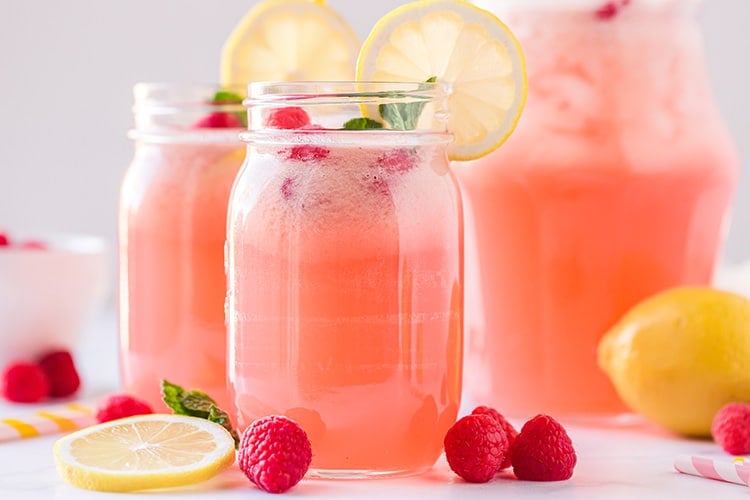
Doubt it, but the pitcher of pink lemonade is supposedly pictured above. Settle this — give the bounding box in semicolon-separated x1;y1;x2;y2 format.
453;0;739;416
119;84;246;411
227;81;462;478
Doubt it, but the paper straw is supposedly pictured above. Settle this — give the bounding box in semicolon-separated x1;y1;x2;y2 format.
674;454;750;486
0;402;96;442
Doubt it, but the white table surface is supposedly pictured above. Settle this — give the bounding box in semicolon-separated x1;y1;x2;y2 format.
1;299;749;499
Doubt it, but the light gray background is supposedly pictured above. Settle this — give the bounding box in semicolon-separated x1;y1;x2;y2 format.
1;0;748;264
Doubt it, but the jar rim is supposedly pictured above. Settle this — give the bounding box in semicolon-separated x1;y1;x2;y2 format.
132;82;246;114
244;80;449;106
243;81;451;135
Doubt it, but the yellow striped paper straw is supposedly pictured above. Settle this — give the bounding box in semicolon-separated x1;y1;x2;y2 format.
0;402;96;442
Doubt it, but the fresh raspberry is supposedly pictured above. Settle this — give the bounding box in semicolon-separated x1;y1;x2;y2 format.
444;414;509;483
1;361;50;403
472;405;518;470
712;402;750;454
378;148;417;173
238;415;312;493
37;350;80;398
0;232;9;246
288;145;330;162
95;394;154;423
266;107;311;129
193;112;244;128
511;414;577;481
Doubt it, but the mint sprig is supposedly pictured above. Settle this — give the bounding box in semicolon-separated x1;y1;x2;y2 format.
339;77;438;131
378;76;437;131
161;379;240;447
342;117;384;130
211;89;247;127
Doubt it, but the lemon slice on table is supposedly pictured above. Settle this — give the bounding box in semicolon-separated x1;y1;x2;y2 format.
53;414;235;492
357;0;527;161
221;0;360;84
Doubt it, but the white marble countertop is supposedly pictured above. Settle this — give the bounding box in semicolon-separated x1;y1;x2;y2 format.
1;302;749;499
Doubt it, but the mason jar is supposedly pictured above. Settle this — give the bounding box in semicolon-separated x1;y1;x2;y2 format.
227;81;462;477
454;0;739;416
120;83;245;411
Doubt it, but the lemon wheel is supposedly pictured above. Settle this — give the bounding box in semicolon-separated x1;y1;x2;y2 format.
356;0;527;161
53;414;236;492
221;0;359;85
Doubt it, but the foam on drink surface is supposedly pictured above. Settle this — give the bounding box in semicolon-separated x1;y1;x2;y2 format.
232;136;456;261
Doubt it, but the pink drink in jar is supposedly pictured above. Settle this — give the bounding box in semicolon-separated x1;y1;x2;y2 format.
120;84;245;410
454;0;739;416
227;82;462;477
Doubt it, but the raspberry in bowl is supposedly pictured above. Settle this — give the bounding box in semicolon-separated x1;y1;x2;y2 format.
0;231;109;370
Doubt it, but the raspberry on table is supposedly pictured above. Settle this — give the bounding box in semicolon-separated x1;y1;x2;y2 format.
95;394;154;423
712;402;750;455
238;415;312;494
37;350;81;398
510;414;577;481
0;232;9;246
2;361;50;403
266;107;312;129
471;405;518;470
444;414;509;483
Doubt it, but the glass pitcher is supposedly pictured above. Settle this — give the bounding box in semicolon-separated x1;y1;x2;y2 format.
453;0;739;416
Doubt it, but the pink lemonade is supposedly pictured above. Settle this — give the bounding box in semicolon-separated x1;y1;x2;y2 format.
454;0;739;416
227;83;462;477
119;84;245;411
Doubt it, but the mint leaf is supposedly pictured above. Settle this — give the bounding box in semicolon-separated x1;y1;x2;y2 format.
378;76;437;131
181;391;216;415
208;406;240;445
211;89;247;127
212;90;243;103
343;117;383;130
161;380;188;413
161;380;215;418
161;379;240;448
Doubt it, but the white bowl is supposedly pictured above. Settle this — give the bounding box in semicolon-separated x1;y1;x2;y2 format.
0;233;110;368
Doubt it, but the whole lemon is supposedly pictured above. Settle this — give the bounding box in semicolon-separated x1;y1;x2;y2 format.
597;286;750;436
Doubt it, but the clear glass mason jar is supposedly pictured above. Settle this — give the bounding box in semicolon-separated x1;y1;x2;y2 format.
227;81;462;478
120;83;246;411
454;0;739;416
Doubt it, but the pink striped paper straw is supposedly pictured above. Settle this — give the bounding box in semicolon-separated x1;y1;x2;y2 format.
0;402;96;442
674;454;750;486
